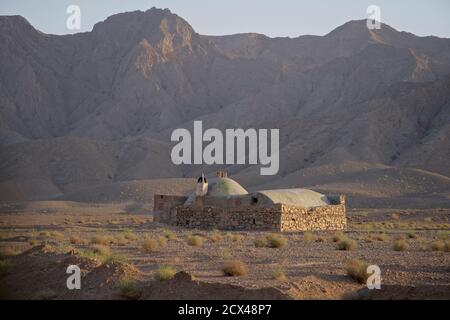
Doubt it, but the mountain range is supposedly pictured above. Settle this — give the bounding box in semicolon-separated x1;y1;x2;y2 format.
0;8;449;206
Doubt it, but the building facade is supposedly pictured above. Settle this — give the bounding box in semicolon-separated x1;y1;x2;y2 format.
154;173;346;232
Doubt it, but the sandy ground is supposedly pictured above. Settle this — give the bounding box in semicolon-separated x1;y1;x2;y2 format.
0;201;449;300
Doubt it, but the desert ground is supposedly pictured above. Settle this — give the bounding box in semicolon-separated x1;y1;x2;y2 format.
0;200;449;300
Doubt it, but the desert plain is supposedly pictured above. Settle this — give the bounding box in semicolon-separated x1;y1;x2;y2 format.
0;197;448;300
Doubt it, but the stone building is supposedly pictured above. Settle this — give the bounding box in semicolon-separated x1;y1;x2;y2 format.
154;172;346;232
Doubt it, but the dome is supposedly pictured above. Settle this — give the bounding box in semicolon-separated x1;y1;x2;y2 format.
207;177;248;197
257;189;330;208
184;177;248;205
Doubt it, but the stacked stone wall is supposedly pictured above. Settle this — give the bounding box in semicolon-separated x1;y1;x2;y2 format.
154;194;347;232
154;195;188;224
175;205;281;231
280;204;346;231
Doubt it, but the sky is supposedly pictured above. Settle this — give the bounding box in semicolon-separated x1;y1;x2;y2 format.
1;0;449;38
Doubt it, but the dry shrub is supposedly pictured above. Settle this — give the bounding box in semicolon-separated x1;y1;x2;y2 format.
437;231;450;240
221;260;248;277
271;267;287;281
115;235;129;246
230;234;244;242
80;246;124;264
64;217;73;225
85;247;127;264
347;259;370;284
55;245;76;255
430;241;450;252
254;237;267;248
70;235;82;244
316;237;325;243
142;239;159;253
90;235;109;245
92;244;111;256
154;265;176;281
407;232;417;239
266;234;287;248
337;238;358;251
393;239;408;251
124;230;138;241
108;219;119;225
209;230;223;243
50;231;64;239
163;229;177;241
376;233;389;242
116;278;142;299
187;235;203;247
40;231;51;237
219;249;232;260
157;236;167;247
131;218;141;224
101;253;127;264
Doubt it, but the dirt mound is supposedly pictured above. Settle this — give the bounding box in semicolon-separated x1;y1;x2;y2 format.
0;245;140;300
142;272;293;300
284;275;358;300
62;261;142;300
1;247;294;300
348;285;450;300
0;245;100;299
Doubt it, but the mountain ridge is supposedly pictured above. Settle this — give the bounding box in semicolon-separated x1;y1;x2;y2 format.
0;8;449;203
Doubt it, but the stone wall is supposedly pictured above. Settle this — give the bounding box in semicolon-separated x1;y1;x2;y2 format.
174;205;281;231
154;194;347;232
280;203;346;232
154;195;188;224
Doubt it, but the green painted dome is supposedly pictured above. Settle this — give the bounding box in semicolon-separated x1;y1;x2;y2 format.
207;177;248;197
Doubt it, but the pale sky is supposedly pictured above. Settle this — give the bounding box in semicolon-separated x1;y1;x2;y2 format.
1;0;449;38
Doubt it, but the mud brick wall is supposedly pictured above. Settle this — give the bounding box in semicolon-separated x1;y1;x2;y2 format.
280;203;347;232
175;206;281;231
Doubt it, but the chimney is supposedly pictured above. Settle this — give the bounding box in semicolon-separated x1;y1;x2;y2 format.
196;173;208;196
216;170;228;178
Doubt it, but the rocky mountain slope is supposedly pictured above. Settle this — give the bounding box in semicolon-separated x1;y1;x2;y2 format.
0;8;449;204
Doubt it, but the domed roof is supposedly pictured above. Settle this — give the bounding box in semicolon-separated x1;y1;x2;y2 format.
257;189;330;208
207;177;248;197
184;177;248;205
